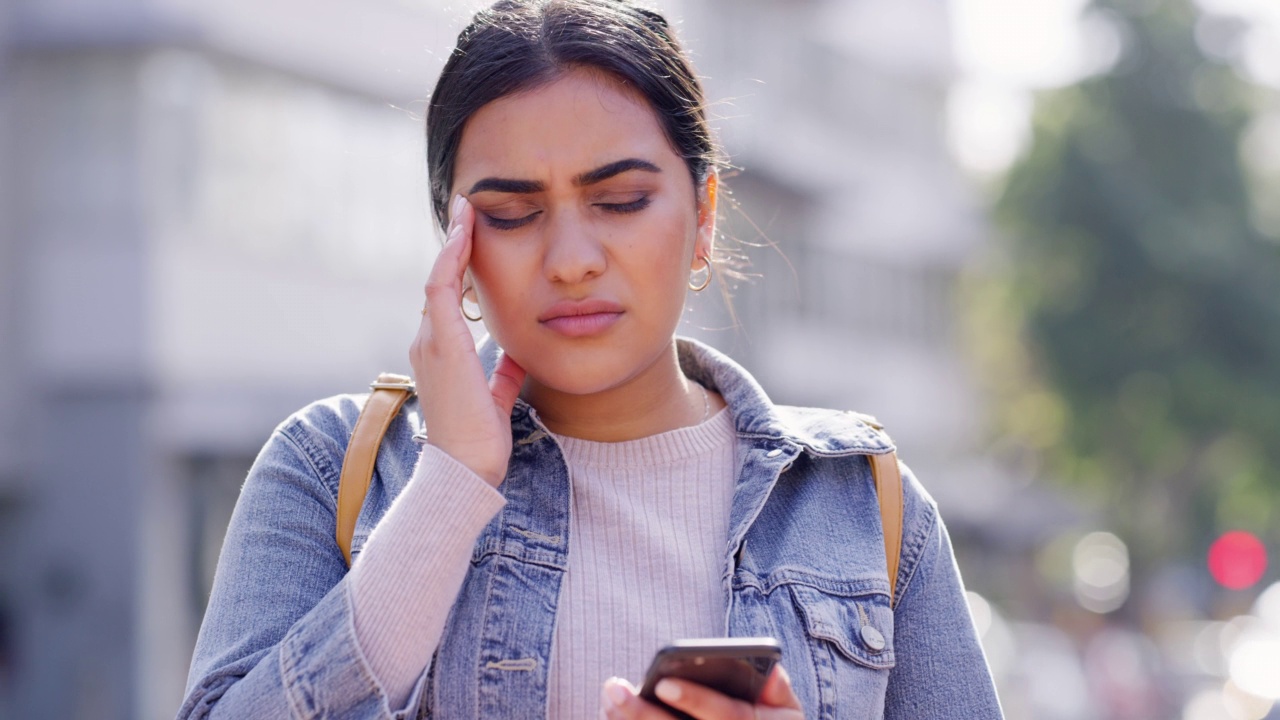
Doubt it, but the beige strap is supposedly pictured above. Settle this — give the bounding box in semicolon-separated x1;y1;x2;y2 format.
869;451;904;607
334;376;906;605
336;373;415;566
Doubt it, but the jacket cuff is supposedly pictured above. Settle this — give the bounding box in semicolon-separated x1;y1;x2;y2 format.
278;580;422;720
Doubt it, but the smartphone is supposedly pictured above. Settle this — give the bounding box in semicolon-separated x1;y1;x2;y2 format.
638;637;782;719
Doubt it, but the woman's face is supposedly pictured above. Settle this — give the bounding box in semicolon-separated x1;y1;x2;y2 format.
451;68;715;396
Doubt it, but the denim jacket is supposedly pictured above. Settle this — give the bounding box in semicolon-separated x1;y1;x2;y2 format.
179;337;1003;719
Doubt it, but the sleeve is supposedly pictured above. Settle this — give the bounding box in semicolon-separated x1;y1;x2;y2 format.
347;444;507;709
176;415;503;720
882;469;1005;719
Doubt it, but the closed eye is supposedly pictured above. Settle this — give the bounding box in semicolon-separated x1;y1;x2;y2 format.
480;211;540;231
598;197;651;214
478;197;650;230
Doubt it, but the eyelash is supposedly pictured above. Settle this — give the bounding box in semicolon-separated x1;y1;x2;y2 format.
480;197;652;231
602;197;651;215
483;214;537;231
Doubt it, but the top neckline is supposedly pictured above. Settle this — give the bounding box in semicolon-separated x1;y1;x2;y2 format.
551;406;733;468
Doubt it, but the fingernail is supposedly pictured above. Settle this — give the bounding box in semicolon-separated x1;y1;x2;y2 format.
602;678;630;708
447;222;465;241
451;194;466;219
655;679;681;703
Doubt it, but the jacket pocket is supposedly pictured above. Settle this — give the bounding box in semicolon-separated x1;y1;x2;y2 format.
788;583;895;670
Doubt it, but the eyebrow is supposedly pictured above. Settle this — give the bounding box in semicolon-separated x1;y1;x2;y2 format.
466;158;662;195
576;158;661;186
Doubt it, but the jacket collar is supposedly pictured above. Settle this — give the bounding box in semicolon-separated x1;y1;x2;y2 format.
476;335;893;457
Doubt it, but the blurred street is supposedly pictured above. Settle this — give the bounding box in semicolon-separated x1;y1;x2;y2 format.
1;0;1279;718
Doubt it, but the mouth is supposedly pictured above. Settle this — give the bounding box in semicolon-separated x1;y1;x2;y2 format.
538;298;625;338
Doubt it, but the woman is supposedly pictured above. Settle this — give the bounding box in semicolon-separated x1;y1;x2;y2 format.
178;1;1004;718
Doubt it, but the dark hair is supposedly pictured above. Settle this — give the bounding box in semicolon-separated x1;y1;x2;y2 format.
425;0;721;229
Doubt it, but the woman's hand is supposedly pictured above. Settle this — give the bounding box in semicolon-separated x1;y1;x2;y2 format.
410;194;527;487
600;666;804;720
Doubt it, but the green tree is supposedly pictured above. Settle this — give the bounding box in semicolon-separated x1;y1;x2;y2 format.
983;0;1280;580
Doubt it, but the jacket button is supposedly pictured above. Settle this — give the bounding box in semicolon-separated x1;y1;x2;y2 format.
766;448;783;458
861;625;886;652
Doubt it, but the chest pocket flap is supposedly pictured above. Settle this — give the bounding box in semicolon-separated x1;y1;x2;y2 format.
789;584;896;670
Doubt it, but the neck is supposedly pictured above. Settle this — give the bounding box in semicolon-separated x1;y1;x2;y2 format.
522;341;705;442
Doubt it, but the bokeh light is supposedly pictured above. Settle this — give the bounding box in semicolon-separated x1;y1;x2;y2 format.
1073;531;1130;613
1208;531;1268;590
1224;680;1276;720
966;590;993;637
1183;682;1277;720
1195;621;1230;676
1184;687;1229;720
965;591;1016;679
1251;581;1280;628
1229;634;1280;700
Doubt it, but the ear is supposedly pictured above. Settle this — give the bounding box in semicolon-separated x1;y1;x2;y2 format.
693;172;718;266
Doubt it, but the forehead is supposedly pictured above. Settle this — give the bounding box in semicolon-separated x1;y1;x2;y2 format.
452;68;682;187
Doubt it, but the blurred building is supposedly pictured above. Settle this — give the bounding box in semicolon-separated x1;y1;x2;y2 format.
676;0;1074;602
681;0;988;494
0;1;452;717
0;1;1041;718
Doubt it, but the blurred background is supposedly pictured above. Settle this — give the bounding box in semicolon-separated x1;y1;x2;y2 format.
0;0;1278;717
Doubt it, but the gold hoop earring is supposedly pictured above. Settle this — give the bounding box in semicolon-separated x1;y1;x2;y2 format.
460;289;483;322
688;256;713;292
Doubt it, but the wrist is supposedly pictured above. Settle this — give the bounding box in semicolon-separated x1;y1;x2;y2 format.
423;439;505;488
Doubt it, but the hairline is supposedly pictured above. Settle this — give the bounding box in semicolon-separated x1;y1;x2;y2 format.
446;64;704;202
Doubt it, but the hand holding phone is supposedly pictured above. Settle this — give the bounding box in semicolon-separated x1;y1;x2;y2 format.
637;638;782;720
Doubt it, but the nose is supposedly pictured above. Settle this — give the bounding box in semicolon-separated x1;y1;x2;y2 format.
542;209;606;285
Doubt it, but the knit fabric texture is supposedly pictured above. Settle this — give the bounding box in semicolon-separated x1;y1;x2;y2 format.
548;406;735;718
348;407;737;718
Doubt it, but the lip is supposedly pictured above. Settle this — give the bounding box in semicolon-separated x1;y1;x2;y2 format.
538;298;625;338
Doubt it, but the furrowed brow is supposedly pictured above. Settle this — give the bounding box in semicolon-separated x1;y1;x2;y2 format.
574;158;661;186
467;177;545;194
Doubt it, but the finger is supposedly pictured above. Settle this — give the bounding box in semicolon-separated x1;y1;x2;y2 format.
653;678;753;720
452;195;475;288
490;353;527;418
601;677;685;720
601;677;640;720
439;194;475;306
758;665;802;710
420;196;475;342
425;195;471;298
424;227;467;314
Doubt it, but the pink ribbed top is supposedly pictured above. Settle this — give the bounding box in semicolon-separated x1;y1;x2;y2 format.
347;407;737;719
549;406;736;718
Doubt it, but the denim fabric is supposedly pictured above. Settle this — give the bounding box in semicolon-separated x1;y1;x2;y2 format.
178;337;1003;719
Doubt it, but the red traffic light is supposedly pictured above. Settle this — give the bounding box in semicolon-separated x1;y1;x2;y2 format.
1208;531;1268;590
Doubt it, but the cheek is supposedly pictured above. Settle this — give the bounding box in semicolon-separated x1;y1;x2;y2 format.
645;210;699;283
468;239;526;310
619;220;698;321
637;241;692;290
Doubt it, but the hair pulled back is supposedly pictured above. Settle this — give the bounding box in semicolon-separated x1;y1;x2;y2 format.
425;0;719;229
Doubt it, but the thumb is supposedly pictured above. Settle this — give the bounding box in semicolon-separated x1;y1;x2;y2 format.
489;353;527;418
759;665;801;709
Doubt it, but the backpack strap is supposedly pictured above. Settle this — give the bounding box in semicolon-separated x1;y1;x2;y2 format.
336;373;415;566
335;376;907;607
868;451;904;608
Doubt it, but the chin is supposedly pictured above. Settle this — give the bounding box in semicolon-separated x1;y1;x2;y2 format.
501;336;661;398
517;354;632;396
